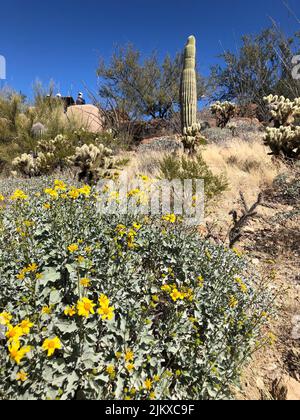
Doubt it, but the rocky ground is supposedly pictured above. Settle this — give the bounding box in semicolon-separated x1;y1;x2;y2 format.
234;181;300;400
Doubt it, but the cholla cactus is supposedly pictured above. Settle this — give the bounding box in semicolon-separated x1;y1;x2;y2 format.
12;152;56;177
37;134;68;154
69;143;116;184
210;101;236;128
12;154;37;177
264;126;300;159
264;95;300;127
227;122;238;137
180;36;202;154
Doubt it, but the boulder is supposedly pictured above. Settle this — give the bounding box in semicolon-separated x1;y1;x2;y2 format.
66;105;104;133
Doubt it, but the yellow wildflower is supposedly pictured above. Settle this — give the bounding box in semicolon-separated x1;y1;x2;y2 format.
106;365;115;376
132;222;142;231
68;243;79;253
16;370;28;382
9;341;31;365
0;194;5;201
27;263;38;273
170;289;185;302
80;277;91;288
43;203;51;210
68;188;80;200
78;185;91;197
161;284;171;293
144;378;153;391
125;350;134;362
64;306;76;317
10;190;28;201
235;277;248;294
41;306;52;315
162;213;176;224
44;188;58;199
77;297;96;318
0;312;12;326
126;363;135;372
42;337;62;357
99;294;110;307
198;275;204;288
19;319;34;335
98;305;115;321
54;180;66;191
6;325;23;342
229;295;239;308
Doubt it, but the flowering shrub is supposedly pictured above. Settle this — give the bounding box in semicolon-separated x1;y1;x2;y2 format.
0;179;273;400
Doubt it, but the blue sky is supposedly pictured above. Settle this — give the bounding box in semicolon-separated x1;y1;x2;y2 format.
0;0;299;100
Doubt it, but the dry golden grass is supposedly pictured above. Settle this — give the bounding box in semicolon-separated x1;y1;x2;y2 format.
201;137;284;223
126;136;285;225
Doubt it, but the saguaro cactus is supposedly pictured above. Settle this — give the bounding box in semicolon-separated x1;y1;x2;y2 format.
180;36;201;154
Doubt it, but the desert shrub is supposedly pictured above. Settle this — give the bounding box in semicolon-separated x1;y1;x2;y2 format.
272;170;300;206
159;153;228;199
202;127;233;144
210;102;236;128
0;179;273;400
138;137;183;154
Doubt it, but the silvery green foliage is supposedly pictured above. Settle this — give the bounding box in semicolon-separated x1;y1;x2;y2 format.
0;180;273;400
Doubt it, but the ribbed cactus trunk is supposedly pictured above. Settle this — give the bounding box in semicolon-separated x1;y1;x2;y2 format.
181;36;198;134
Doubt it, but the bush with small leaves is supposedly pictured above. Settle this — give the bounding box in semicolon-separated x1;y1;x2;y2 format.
159;153;228;199
0;179;274;400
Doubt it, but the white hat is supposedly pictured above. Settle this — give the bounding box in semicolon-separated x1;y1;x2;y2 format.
56;93;62;98
78;92;83;97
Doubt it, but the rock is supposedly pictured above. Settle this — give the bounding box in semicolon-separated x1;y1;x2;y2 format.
272;375;300;400
66;105;104;133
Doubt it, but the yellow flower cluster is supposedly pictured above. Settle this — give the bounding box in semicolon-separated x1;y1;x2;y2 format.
161;284;193;302
162;213;177;224
10;189;28;201
64;294;115;321
235;277;248;294
44;181;91;201
16;263;39;281
98;294;115;321
3;317;34;365
115;223;142;249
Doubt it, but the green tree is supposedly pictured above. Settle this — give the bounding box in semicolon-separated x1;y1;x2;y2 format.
97;44;206;120
209;28;300;120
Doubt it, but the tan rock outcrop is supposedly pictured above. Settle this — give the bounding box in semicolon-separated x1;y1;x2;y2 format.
66;105;104;133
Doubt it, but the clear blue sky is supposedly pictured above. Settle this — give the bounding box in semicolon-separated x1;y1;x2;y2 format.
0;0;299;100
